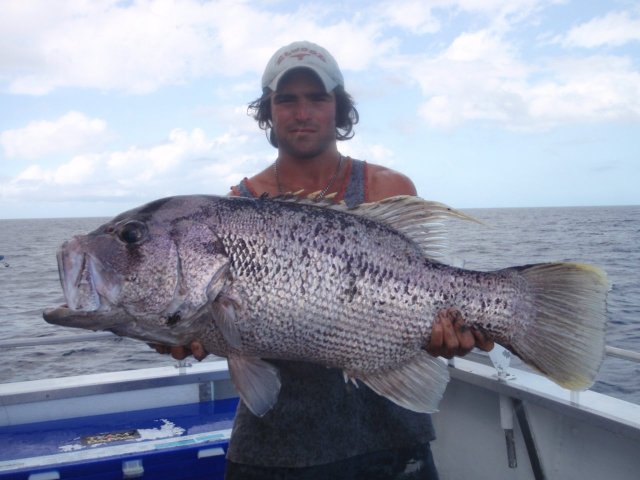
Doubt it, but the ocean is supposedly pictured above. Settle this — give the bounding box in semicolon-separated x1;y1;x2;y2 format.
0;205;638;404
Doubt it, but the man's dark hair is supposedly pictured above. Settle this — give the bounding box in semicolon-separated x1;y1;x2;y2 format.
247;86;360;148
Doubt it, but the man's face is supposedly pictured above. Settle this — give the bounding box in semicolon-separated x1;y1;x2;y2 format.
270;69;337;159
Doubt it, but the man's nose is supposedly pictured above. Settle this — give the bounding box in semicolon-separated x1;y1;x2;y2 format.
294;100;312;120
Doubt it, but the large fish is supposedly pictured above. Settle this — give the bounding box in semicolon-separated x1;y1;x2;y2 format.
44;195;608;416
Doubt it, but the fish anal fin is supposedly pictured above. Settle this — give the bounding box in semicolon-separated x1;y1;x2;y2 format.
228;355;281;417
358;352;449;413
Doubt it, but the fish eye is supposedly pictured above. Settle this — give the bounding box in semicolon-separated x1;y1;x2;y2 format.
117;221;148;245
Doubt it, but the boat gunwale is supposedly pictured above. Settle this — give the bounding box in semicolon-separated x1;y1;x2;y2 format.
448;354;640;442
1;355;639;442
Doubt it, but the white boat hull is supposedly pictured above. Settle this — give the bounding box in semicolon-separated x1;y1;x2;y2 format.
1;356;639;479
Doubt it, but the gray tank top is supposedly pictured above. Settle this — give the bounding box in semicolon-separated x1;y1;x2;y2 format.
227;158;435;467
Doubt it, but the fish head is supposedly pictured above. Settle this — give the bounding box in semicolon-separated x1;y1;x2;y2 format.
44;196;231;346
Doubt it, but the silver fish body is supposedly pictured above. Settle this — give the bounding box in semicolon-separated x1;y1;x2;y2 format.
44;195;609;416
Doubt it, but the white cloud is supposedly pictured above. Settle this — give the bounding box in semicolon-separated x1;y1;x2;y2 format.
419;96;459;129
1;112;108;160
0;0;551;99
561;10;640;48
2;126;267;206
54;156;98;185
3;1;218;95
391;27;640;130
391;30;531;128
0;0;391;95
526;55;640;125
106;128;227;186
2;2;636;137
14;164;47;183
380;0;441;35
13;155;98;186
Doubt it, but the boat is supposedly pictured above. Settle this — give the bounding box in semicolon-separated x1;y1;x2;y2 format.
1;334;639;480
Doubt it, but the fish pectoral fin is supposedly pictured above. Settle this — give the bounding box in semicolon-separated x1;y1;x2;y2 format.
210;293;242;349
228;355;281;417
357;352;449;414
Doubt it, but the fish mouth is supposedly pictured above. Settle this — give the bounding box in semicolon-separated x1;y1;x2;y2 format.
43;237;188;346
44;239;125;332
53;237;123;314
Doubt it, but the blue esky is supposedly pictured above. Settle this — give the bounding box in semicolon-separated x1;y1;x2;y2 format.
1;0;639;219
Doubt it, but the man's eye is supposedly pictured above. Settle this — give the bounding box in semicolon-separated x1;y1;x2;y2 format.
274;95;294;104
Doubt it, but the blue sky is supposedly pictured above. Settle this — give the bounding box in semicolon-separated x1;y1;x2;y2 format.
1;0;639;219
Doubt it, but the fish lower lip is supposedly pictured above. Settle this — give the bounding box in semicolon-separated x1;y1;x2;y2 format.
43;305;124;331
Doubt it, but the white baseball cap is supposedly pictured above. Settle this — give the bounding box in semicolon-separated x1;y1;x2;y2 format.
262;41;344;93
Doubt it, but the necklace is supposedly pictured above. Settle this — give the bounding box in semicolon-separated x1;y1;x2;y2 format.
274;154;344;200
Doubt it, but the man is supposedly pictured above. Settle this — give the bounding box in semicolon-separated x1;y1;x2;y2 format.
163;41;493;479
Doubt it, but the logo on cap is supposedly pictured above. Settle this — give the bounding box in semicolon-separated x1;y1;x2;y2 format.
276;47;327;66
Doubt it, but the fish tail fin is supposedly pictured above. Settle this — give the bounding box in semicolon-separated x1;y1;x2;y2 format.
506;262;609;390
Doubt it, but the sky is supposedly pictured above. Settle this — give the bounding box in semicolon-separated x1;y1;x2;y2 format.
1;0;639;219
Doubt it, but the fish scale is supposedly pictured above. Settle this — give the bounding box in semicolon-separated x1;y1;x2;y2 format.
220;203;429;368
44;194;609;417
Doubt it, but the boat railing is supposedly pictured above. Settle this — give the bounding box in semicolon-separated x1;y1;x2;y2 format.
605;345;640;362
0;333;638;363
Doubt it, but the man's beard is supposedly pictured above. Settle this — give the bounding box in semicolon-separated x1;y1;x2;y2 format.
275;127;336;160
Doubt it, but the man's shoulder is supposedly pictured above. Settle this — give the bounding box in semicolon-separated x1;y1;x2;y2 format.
230;166;275;197
365;163;417;200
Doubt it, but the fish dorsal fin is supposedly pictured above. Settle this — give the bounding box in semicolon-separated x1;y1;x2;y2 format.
342;196;480;260
306;191;338;201
270;194;480;260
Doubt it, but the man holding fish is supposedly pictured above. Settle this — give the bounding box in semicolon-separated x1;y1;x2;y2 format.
163;41;494;480
45;39;605;479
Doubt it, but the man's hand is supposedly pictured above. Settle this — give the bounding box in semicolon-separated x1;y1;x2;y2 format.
425;308;494;359
150;341;209;361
